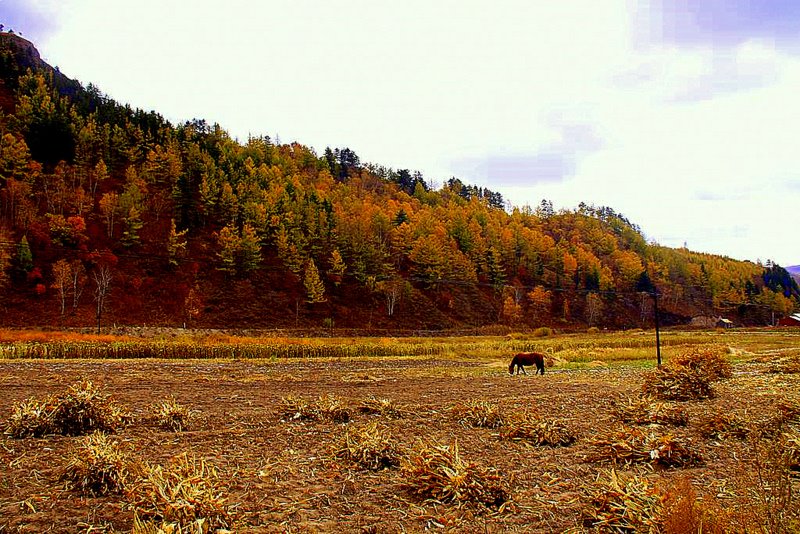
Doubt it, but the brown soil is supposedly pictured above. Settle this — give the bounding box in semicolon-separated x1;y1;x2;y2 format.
0;358;797;532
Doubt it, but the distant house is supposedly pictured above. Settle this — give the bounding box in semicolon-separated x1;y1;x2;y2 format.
716;318;734;329
778;313;800;327
690;316;734;328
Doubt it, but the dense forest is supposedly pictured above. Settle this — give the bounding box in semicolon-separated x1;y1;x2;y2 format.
0;33;797;331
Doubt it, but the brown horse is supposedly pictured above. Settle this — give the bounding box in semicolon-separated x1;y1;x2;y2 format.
509;352;545;375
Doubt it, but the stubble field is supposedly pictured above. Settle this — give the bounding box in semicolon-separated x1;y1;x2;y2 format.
1;329;799;532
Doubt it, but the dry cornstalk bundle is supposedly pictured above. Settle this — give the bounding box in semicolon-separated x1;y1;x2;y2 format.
642;367;715;401
400;440;509;510
280;394;350;423
611;396;688;427
153;397;195;432
51;380;129;436
587;425;703;468
358;396;404;419
315;394;351;423
670;347;732;381
126;453;234;532
452;400;505;429
280;395;318;421
499;411;576;447
61;431;133;496
5;380;128;438
698;413;750;441
336;421;402;470
5;397;55;438
581;469;664;533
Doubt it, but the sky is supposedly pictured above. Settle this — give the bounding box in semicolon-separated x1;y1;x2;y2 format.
2;0;799;266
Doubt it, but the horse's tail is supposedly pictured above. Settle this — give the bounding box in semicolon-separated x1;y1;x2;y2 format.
508;356;516;375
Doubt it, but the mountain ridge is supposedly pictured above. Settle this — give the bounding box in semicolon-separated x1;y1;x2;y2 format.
0;33;797;331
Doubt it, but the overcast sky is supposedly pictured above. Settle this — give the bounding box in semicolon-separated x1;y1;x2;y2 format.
2;0;799;266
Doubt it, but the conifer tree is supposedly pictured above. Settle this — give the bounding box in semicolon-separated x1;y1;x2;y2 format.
239;223;261;273
328;248;346;285
16;235;33;274
304;259;326;303
166;219;188;266
216;225;239;274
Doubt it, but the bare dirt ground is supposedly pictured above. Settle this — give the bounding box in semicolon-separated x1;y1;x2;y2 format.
0;356;797;533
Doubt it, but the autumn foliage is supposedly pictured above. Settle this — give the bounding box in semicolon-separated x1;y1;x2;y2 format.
0;34;797;330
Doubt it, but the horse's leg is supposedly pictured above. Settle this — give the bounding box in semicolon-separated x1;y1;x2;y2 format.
521;365;527;375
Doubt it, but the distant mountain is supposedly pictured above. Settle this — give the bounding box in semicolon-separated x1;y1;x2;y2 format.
788;265;800;284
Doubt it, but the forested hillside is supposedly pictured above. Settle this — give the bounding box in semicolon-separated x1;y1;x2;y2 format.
0;34;797;331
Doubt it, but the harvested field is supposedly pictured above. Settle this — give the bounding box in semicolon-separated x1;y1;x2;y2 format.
1;339;800;532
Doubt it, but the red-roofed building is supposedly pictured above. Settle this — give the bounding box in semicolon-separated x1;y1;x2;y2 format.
778;313;800;326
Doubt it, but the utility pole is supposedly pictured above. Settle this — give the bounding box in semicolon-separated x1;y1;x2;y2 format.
653;290;662;367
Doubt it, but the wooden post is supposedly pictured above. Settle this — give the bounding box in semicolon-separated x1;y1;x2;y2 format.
653;291;662;367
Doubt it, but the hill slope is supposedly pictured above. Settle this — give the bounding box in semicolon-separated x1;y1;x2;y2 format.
0;33;796;331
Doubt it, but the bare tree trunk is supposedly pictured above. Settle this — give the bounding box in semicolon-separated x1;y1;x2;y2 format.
93;266;112;334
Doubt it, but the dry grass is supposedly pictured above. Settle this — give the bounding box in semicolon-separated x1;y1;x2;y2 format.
581;469;664;533
452;400;505;429
126;453;234;532
660;477;729;534
766;354;800;374
611;395;689;427
4;380;128;438
587;425;703;468
152;398;195;432
61;432;133;496
336;421;403;471
499;411;576;447
358;396;404;419
735;436;800;533
400;440;510;510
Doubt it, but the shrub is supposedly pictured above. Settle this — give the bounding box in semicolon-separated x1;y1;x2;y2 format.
581;469;664;532
587;425;703;468
587;326;601;334
336;421;402;470
660;477;728;534
452;400;504;429
61;431;132;496
532;327;553;338
126;453;234;532
401;440;509;510
153;397;195;432
499;411;575;447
